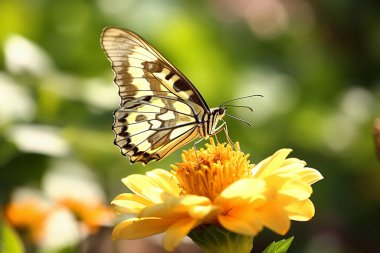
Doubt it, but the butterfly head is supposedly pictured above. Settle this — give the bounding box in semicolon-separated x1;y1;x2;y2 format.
212;107;227;121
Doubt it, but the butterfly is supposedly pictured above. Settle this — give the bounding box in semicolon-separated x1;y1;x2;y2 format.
100;27;245;164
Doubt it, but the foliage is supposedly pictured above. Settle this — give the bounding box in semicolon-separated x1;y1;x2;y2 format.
262;237;293;253
1;222;24;253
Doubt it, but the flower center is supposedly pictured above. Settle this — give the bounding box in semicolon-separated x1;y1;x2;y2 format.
171;139;252;201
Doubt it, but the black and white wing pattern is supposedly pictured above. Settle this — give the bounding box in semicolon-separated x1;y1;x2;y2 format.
101;27;212;164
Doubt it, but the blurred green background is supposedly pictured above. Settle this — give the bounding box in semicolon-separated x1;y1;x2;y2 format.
1;0;380;252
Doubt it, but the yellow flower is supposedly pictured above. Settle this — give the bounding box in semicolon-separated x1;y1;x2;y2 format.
112;139;323;252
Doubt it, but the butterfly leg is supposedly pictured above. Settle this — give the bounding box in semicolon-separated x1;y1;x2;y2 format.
214;133;220;144
193;138;204;150
223;123;235;148
213;120;235;148
193;138;204;168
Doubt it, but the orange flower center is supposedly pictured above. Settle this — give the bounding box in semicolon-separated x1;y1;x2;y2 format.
171;139;253;201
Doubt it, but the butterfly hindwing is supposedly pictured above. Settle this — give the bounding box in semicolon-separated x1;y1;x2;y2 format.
101;27;213;164
113;96;199;163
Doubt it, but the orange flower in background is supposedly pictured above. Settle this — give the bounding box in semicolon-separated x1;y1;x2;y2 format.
5;199;52;243
59;198;114;233
111;139;323;251
5;190;115;251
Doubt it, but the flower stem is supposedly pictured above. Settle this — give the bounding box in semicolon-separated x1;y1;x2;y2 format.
189;225;253;253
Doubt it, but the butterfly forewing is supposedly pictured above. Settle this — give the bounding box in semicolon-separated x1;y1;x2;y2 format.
101;27;212;164
101;27;209;111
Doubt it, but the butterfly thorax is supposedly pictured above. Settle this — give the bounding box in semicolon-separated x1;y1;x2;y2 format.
198;107;226;139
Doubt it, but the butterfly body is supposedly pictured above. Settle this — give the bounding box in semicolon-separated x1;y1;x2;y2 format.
101;27;229;164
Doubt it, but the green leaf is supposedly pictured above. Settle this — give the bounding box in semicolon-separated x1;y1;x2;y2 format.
262;237;294;253
1;221;24;253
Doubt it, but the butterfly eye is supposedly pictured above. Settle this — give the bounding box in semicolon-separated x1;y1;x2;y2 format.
218;107;225;115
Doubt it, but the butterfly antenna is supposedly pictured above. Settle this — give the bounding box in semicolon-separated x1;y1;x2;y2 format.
220;94;263;107
223;104;253;112
225;113;252;127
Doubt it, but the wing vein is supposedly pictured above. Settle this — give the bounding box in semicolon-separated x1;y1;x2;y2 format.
123;101;194;118
114;122;197;141
137;124;198;161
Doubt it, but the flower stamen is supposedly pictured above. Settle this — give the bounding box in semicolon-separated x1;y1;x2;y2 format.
171;139;252;201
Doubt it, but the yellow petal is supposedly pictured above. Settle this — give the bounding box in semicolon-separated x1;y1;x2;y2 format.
111;193;153;214
272;163;307;177
146;169;181;196
180;195;212;206
218;206;263;236
216;178;266;210
122;174;165;203
279;180;312;201
281;157;306;167
275;165;323;185
112;217;175;240
252;149;292;179
298;168;324;185
163;217;201;252
139;195;211;219
187;205;220;220
285;199;315;221
257;203;290;235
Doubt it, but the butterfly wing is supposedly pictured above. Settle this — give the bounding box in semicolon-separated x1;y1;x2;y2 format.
113;96;200;163
101;27;210;164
